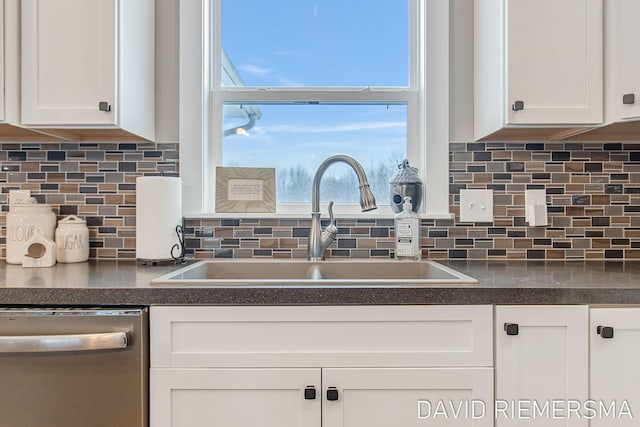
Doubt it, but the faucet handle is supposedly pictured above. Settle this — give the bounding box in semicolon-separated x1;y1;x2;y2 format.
324;201;338;236
314;201;339;260
326;201;337;232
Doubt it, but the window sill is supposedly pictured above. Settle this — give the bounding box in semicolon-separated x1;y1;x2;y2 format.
183;210;454;221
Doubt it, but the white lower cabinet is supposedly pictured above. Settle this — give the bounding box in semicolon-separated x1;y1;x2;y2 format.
323;367;493;427
590;308;640;427
151;368;321;427
151;367;492;427
495;305;589;426
150;305;494;427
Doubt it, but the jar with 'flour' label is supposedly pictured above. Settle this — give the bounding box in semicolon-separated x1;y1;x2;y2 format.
6;199;56;264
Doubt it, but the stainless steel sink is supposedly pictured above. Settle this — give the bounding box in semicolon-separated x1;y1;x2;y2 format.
150;260;479;286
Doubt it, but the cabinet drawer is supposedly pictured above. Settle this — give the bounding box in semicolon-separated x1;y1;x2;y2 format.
151;305;493;368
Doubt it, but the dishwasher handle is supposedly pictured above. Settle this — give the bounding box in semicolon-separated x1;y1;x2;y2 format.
0;332;128;353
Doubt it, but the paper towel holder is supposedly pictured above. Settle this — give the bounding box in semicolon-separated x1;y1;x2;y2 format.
171;225;186;260
136;175;185;267
137;225;186;267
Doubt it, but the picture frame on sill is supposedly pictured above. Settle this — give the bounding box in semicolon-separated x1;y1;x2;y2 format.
215;167;276;213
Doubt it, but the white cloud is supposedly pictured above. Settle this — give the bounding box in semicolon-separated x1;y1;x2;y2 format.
237;64;302;85
238;64;272;78
267;121;405;133
278;77;305;86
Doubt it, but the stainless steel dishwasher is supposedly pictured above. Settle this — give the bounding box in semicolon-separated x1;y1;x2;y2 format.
0;307;148;427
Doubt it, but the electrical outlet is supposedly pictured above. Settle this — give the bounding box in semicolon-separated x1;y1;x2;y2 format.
525;189;546;208
459;189;494;222
525;189;548;226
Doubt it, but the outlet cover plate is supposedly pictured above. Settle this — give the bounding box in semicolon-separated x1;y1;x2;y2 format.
525;189;546;208
460;189;494;222
525;189;547;225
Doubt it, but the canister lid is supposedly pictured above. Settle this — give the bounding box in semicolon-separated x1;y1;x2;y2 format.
11;198;54;212
389;159;423;184
58;215;87;225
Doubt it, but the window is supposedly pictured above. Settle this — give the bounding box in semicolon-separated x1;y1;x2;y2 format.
179;0;451;217
223;104;407;205
221;1;409;88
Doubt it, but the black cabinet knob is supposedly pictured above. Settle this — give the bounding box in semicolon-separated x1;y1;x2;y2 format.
326;387;339;401
98;101;112;112
597;326;614;339
512;100;524;111
304;386;317;400
623;93;635;105
504;323;519;336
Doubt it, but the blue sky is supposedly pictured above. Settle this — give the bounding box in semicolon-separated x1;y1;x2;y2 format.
220;1;409;198
221;0;408;87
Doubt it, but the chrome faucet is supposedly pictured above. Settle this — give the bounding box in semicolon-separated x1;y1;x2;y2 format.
309;155;377;261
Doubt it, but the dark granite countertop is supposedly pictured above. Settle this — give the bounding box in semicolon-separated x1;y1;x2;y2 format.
0;259;639;306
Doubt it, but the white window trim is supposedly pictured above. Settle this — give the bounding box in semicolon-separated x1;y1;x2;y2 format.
179;0;451;219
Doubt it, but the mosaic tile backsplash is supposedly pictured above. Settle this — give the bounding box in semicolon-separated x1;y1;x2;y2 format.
1;141;639;260
0;142;179;259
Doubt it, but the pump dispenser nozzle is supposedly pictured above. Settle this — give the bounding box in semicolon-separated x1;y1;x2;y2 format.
403;196;412;211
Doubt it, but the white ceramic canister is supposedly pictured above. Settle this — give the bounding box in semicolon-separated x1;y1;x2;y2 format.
55;215;90;263
23;233;57;268
6;201;57;264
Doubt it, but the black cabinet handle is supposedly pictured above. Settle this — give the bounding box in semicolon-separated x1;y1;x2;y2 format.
326;387;339;401
512;100;524;111
98;101;112;112
304;386;317;400
504;323;519;336
597;326;614;339
623;93;635;105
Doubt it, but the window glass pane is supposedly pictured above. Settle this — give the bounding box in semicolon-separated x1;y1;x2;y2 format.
221;0;409;87
222;104;407;204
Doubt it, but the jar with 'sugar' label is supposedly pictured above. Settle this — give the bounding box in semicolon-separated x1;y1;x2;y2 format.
55;215;90;263
6;201;57;264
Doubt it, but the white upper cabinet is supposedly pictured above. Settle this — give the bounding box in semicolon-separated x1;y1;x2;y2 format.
22;0;115;126
0;1;5;122
605;0;640;121
567;0;640;140
475;0;603;140
0;0;60;141
21;0;154;141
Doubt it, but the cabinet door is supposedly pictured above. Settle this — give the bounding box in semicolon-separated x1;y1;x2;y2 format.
150;368;321;427
21;0;116;125
506;0;602;125
607;0;640;120
322;368;494;427
590;308;640;426
0;0;4;122
495;305;588;426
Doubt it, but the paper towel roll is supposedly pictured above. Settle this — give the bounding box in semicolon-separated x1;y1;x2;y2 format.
136;176;183;261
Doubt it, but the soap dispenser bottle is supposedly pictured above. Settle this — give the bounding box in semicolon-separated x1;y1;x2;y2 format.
394;196;421;261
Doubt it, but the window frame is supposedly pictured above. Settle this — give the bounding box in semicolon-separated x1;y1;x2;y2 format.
179;0;451;219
